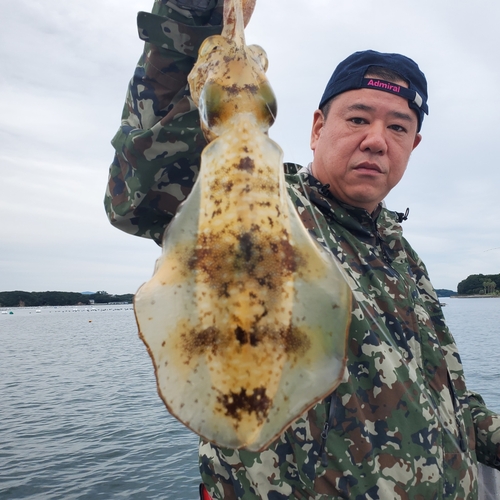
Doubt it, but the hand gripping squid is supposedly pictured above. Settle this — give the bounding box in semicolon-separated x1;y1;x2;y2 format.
134;0;352;451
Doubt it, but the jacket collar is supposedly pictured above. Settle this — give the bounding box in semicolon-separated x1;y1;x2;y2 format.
284;162;403;235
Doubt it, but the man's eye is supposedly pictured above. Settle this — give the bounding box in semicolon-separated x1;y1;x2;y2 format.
350;117;366;125
390;124;407;133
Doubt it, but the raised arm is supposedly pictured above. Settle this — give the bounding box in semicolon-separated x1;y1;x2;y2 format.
104;0;223;243
468;392;500;469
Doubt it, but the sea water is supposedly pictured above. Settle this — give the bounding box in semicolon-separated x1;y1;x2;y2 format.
442;297;500;411
0;298;499;499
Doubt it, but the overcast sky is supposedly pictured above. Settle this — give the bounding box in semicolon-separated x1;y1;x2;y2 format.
1;0;499;294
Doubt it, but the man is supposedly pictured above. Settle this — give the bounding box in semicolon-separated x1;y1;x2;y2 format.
105;1;500;498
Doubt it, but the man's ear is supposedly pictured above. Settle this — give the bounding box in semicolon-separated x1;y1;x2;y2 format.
310;109;325;153
412;133;422;150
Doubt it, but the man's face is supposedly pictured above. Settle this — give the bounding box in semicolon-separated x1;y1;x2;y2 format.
310;86;422;213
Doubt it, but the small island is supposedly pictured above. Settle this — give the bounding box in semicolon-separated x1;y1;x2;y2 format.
456;274;500;298
435;289;457;298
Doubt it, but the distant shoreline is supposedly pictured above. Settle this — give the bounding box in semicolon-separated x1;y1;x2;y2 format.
451;295;500;299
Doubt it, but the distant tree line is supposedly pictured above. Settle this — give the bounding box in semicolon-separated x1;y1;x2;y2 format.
435;289;457;298
457;274;500;296
0;290;134;308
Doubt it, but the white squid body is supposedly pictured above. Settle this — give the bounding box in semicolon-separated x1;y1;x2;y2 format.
134;0;352;451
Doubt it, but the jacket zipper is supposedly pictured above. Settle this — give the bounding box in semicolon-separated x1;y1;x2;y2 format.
318;394;336;467
374;227;400;278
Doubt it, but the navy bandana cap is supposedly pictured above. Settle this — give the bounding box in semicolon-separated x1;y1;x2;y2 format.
319;50;429;132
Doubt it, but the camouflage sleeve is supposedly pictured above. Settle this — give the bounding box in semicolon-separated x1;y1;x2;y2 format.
468;392;500;469
104;0;222;243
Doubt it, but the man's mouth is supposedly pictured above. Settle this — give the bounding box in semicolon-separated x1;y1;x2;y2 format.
353;162;383;173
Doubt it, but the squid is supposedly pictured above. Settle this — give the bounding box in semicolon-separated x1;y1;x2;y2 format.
134;0;352;451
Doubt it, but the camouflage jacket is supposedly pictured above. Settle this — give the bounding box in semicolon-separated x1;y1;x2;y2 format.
105;2;500;498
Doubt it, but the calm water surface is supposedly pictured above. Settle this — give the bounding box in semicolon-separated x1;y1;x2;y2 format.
1;298;499;499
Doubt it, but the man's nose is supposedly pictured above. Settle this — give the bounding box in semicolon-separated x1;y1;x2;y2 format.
359;122;387;155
